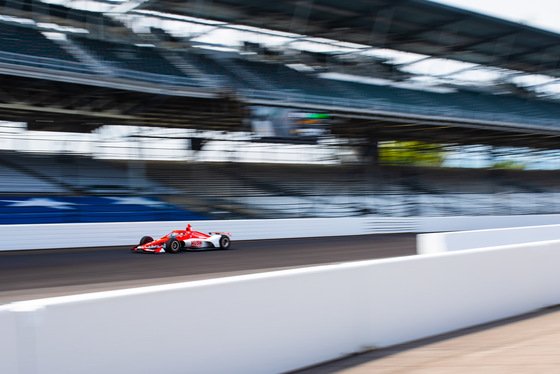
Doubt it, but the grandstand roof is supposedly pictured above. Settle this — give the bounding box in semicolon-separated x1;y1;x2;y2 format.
136;0;560;78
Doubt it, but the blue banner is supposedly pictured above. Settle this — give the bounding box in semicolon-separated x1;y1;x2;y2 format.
0;196;208;224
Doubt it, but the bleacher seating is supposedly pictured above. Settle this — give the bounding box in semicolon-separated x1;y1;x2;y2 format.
72;37;188;78
0;23;76;62
230;58;341;96
179;53;560;126
0;22;94;74
331;79;560;124
2;149;560;221
0;20;558;129
138;160;560;218
187;55;353;98
0;162;66;194
0;152;173;195
0;152;209;224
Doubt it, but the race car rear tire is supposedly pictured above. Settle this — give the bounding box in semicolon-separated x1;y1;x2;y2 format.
219;235;231;250
165;238;181;253
139;236;154;245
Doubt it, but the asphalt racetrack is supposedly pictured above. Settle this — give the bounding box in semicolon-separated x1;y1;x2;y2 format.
0;233;416;304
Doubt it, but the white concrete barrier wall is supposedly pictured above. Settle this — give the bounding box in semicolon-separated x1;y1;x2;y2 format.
0;310;17;374
417;214;560;233
2;214;560;251
417;223;560;254
2;239;560;374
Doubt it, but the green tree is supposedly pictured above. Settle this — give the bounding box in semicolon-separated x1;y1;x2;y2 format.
491;160;526;170
379;141;447;167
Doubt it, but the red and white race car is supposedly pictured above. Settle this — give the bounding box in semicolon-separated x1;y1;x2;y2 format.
131;224;231;254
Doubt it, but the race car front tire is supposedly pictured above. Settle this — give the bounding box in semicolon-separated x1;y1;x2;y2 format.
219;235;231;250
165;238;181;253
139;236;154;245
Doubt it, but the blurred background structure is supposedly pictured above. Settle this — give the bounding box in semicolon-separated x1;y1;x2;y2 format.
2;0;560;223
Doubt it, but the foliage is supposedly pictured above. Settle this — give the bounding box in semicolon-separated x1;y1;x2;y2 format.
378;141;447;167
491;160;526;170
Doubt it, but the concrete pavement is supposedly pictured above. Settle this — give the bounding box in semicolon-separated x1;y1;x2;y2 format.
292;305;560;373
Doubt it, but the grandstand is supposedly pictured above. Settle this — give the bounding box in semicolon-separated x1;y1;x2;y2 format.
1;0;560;223
3;26;559;130
0;150;207;223
2;147;560;223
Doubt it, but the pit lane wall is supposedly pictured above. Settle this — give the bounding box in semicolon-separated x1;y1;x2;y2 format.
417;223;560;254
1;213;560;251
1;239;560;374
